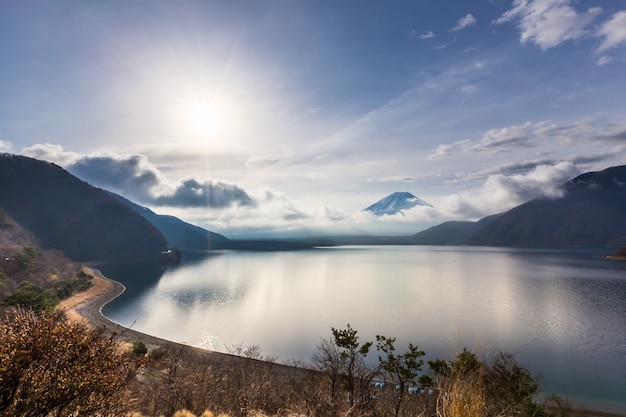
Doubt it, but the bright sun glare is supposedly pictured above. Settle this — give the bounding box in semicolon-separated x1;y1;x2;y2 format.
181;102;222;137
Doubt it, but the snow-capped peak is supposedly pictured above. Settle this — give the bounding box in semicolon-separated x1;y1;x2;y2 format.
364;192;432;216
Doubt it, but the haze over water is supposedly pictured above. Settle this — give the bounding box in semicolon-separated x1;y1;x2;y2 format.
102;246;626;413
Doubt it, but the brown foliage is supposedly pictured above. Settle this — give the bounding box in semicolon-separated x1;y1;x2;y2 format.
129;345;315;417
0;307;140;416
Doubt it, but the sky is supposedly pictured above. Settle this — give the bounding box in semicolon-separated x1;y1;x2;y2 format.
1;0;626;238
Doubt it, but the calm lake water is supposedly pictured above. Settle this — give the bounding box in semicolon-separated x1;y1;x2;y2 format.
101;246;626;413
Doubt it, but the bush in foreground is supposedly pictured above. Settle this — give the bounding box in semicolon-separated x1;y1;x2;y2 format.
0;307;140;417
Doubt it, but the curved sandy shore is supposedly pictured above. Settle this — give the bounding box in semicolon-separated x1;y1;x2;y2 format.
55;268;299;372
56;267;221;355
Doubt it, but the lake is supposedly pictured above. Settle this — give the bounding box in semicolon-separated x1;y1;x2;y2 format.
101;246;626;414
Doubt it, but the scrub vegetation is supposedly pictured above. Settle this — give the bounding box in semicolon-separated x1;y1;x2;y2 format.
0;212;92;312
1;309;583;417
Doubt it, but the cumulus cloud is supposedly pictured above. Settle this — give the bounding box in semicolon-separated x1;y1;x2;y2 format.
495;0;602;50
325;206;348;221
0;139;12;152
435;161;580;219
180;186;312;237
68;154;255;209
69;154;163;200
21;143;81;166
155;178;254;208
451;13;477;32
596;10;626;52
19;144;256;210
418;30;436;39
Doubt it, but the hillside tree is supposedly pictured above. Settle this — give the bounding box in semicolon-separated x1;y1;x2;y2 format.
376;335;426;417
331;323;373;407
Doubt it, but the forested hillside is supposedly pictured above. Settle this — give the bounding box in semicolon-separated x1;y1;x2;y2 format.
0;209;91;311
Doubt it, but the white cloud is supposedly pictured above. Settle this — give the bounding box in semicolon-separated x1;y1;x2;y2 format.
428;144;456;160
451;13;477;32
325;206;348;221
495;0;602;50
435;161;579;219
367;175;417;183
419;30;436;39
471;122;534;154
245;153;289;169
596;55;613;66
21;143;81;166
155;178;255;208
0;140;12;152
596;10;626;52
19;144;254;209
430;118;626;160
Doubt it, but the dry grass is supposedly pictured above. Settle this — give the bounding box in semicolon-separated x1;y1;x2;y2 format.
436;370;486;417
125;411;307;417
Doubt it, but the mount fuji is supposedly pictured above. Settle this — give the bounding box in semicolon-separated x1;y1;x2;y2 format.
364;192;433;216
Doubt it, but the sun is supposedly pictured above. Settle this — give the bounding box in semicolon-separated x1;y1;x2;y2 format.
180;101;223;137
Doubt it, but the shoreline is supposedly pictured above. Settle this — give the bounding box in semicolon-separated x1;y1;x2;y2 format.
56;267;221;353
56;267;302;370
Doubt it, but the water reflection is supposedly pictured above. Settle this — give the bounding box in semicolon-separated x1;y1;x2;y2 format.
102;246;626;413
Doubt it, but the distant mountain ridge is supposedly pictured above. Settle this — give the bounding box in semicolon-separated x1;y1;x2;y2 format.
365;192;432;216
3;153;624;254
0;154;169;263
414;165;626;247
106;191;230;250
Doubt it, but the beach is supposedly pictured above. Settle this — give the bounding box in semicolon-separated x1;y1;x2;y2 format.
56;267;216;353
55;267;300;369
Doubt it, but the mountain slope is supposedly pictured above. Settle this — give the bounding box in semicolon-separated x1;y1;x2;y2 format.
0;154;169;262
365;192;432;216
106;191;230;250
466;166;626;246
0;209;86;308
413;221;482;245
413;166;626;247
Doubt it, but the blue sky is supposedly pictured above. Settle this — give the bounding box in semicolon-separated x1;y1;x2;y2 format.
1;0;626;237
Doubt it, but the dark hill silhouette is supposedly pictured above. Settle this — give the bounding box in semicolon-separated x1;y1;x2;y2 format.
0;154;169;262
413;165;626;247
105;192;318;251
106;191;231;250
413;220;483;245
